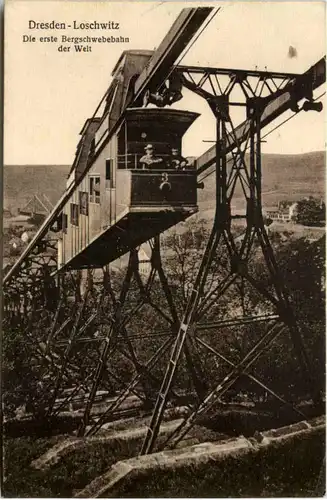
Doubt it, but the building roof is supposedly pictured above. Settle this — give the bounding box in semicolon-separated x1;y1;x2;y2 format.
138;247;150;262
264;207;279;213
8;214;30;222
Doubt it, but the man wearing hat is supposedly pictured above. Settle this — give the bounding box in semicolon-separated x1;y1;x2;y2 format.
139;144;164;169
168;147;188;170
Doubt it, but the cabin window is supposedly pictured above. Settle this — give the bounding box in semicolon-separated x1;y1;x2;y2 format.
57;213;63;231
89;175;100;203
70;203;79;226
62;213;68;233
79;191;89;215
105;159;115;189
105;159;111;189
57;212;68;233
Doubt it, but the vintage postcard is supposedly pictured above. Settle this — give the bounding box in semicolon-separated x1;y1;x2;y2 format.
2;1;326;497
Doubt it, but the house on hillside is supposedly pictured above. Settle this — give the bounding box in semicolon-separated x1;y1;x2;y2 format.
3;208;11;218
264;201;298;223
18;194;53;217
138;247;151;277
8;237;22;255
5;214;34;229
110;245;151;278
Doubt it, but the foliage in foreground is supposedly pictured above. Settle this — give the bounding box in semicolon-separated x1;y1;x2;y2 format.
3;220;325;417
2;220;325;497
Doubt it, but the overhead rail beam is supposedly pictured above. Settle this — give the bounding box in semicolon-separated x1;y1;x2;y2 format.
132;8;214;103
176;64;301;79
194;56;326;174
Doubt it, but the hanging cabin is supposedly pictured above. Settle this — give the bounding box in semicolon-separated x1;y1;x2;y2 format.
56;51;200;271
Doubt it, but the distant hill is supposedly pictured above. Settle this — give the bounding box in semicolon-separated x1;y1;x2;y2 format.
3;165;70;213
198;151;325;213
3;152;325;215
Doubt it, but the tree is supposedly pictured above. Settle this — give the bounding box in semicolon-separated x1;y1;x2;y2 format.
295;197;325;226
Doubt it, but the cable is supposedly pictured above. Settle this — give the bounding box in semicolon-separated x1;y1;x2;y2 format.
199;91;326;183
175;7;221;68
261;91;326;141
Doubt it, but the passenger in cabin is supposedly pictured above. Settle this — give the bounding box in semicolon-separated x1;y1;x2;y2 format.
139;144;164;169
168;147;188;170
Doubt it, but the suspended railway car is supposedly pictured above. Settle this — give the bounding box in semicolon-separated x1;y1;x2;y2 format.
57;107;200;270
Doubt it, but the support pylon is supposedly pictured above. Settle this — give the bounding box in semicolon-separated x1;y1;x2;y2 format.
3;64;323;446
140;91;321;455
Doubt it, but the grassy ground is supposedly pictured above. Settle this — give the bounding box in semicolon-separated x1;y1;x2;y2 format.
2;418;225;498
2;432;144;498
2;419;325;498
114;427;326;498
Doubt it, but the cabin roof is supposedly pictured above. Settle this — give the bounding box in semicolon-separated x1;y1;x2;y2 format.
111;50;154;76
124;107;200;136
79;117;101;136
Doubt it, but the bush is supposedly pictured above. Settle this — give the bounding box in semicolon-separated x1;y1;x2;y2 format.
295;198;325;227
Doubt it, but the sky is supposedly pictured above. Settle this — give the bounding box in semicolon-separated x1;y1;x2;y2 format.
4;0;326;166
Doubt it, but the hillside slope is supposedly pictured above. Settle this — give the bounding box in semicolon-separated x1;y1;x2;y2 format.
198;151;325;211
3;152;325;214
3;165;70;212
